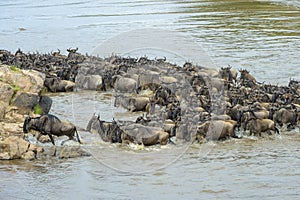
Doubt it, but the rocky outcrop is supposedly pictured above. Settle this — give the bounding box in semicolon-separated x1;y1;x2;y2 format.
0;63;54;160
0;135;89;160
0;64;52;115
0;136;40;160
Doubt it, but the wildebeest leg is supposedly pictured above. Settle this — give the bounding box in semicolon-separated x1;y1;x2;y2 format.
274;126;281;135
48;134;55;145
75;128;82;144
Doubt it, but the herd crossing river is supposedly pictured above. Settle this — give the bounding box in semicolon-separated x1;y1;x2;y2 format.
0;0;299;199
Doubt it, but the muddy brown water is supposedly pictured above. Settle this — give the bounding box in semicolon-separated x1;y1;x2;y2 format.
0;0;300;199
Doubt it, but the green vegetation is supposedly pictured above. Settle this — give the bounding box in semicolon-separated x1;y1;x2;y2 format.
0;78;2;82
13;84;20;92
8;84;21;105
10;65;20;72
34;104;43;115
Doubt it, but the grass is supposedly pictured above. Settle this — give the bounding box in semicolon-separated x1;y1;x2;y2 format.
34;104;43;115
10;65;20;72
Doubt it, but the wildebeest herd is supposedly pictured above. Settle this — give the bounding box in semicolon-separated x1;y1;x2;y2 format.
1;49;299;146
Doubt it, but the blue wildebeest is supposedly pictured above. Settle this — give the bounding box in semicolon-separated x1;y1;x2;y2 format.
23;114;81;145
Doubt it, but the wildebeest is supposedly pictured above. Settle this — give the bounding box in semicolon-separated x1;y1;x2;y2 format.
273;108;299;126
244;110;280;136
245;118;280;137
113;75;138;93
121;124;169;146
219;66;238;82
23;114;81;145
86;114;123;143
239;69;256;87
197;120;238;140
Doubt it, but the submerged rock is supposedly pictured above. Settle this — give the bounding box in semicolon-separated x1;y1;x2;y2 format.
58;146;91;159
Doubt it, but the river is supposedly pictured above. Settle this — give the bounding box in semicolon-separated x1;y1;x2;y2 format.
0;0;300;199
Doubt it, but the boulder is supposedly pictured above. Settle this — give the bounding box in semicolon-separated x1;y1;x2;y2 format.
58;146;91;159
0;136;30;160
0;65;45;94
0;64;50;115
12;92;39;114
20;69;45;93
39;95;52;114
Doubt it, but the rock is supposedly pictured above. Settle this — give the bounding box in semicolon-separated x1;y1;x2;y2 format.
0;65;45;94
0;64;51;116
21;151;36;160
28;144;44;154
0;82;14;104
0;101;8;121
12;92;39;114
0;136;30;160
0;122;23;135
39;95;52;114
58;146;91;159
38;135;51;143
20;69;45;93
4;108;23;123
36;146;44;153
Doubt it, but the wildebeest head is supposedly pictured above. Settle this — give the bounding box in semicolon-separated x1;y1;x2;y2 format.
23;116;31;133
23;115;42;133
239;69;249;80
23;116;40;133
